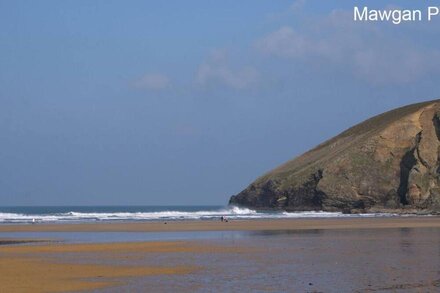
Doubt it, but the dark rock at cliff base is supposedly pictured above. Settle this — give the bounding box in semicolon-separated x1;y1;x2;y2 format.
229;100;440;213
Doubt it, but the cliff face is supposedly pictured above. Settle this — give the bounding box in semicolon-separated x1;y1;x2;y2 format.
229;100;440;213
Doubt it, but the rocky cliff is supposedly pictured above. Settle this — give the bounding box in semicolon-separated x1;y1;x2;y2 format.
229;100;440;213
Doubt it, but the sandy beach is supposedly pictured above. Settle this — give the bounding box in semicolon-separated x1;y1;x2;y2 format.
0;241;199;292
1;216;440;232
1;217;440;292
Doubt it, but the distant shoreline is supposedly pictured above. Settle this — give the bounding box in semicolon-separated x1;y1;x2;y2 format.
1;216;440;233
0;239;51;246
2;205;422;224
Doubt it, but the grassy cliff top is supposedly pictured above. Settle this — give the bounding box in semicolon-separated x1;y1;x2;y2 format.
256;99;440;184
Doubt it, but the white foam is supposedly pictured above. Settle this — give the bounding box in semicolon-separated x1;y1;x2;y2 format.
0;207;396;224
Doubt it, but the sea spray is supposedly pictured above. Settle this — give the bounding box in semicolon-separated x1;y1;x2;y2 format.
0;206;396;224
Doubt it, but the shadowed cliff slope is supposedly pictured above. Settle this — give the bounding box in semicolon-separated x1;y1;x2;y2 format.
230;100;440;213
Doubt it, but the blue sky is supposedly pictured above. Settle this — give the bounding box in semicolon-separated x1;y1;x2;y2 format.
1;0;440;205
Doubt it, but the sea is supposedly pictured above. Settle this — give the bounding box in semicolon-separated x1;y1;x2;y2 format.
0;205;396;224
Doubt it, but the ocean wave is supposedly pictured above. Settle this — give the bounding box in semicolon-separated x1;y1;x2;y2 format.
0;207;395;224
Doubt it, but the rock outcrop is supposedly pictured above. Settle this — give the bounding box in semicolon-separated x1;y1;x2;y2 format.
229;100;440;213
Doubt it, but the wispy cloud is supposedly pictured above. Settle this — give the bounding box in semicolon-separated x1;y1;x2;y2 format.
257;26;310;59
133;73;170;90
256;9;440;85
195;49;259;90
290;0;306;13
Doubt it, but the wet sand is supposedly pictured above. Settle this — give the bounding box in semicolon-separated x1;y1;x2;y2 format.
1;216;440;232
0;241;201;292
2;217;440;292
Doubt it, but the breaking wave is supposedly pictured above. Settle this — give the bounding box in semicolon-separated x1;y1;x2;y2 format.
0;206;396;224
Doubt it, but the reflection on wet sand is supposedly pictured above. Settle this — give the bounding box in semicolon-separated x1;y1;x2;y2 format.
2;226;440;292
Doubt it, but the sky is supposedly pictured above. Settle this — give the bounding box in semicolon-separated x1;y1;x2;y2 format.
1;0;440;206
